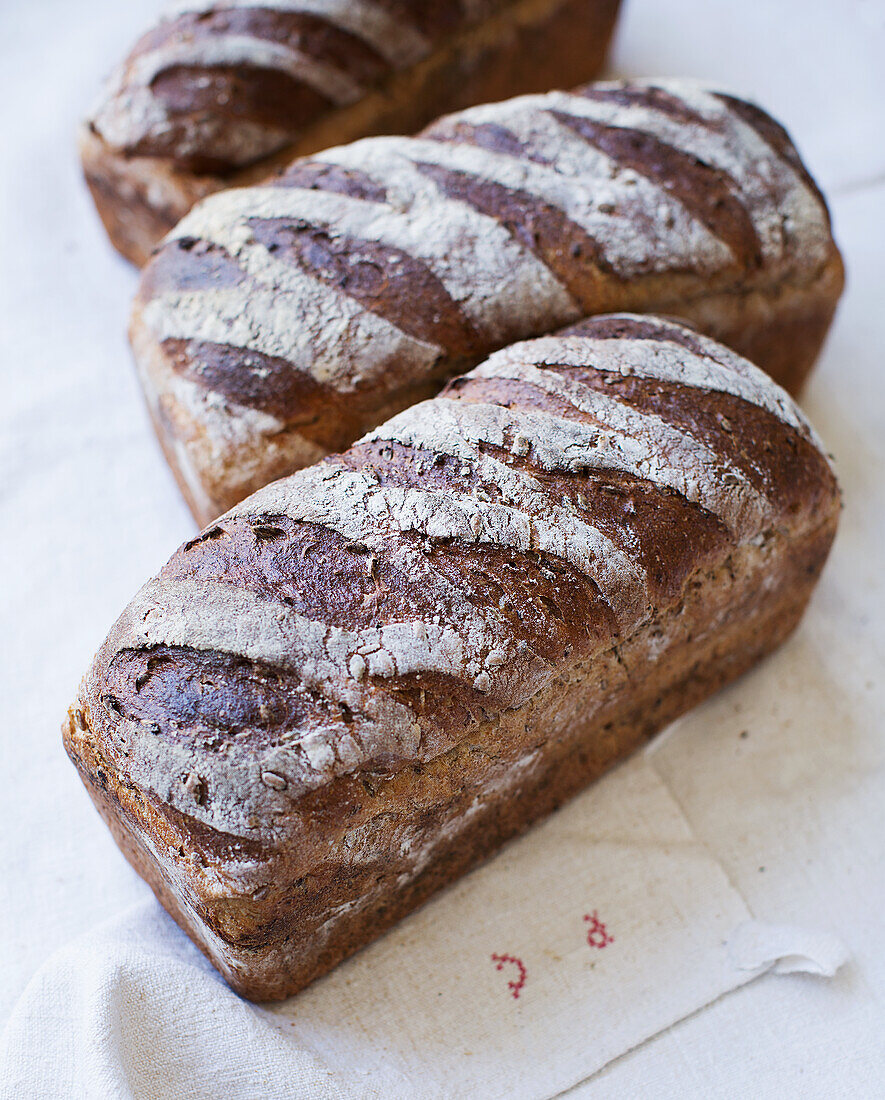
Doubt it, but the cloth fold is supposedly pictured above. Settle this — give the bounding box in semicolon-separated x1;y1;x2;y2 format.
727;921;849;977
0;753;847;1100
0;904;345;1100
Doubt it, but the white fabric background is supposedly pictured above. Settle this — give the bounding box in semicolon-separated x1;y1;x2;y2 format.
1;1;884;1096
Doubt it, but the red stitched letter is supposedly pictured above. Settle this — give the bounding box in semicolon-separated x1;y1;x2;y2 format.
583;911;614;949
491;953;527;999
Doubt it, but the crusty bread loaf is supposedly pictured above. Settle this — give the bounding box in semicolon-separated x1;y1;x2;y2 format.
65;314;840;1001
130;78;844;526
81;0;621;265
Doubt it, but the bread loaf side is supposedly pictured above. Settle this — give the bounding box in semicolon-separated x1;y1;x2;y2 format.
65;315;840;1000
130;78;844;525
81;0;622;264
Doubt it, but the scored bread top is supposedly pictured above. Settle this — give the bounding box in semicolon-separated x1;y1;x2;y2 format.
132;78;839;489
80;315;837;844
88;0;507;171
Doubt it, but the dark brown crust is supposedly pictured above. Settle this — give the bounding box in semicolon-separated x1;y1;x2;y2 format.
422;118;551;163
414;161;614;302
161;338;348;430
132;252;844;530
103;645;345;753
139;237;249;297
551;109;763;273
271;160;389;202
337;436;732;611
243;216;482;355
65;507;838;1000
82;0;621;265
147;65;334;174
712;92;831;220
68;311;841;1001
127;66;845;527
443;362;830;516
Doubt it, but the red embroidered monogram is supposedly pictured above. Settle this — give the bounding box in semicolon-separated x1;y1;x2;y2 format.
491;954;527;1000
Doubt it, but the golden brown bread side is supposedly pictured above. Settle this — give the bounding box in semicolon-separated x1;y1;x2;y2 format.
129;78;844;526
64;315;840;1001
81;0;621;265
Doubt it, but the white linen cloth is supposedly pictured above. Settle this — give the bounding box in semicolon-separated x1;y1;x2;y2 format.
1;1;884;1096
0;750;849;1100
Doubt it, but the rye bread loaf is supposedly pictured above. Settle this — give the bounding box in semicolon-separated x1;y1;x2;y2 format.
64;314;840;1001
129;78;844;526
81;0;621;264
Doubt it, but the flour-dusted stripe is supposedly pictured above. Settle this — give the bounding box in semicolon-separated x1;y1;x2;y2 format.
161;0;431;69
128;34;366;106
233;459;647;626
486;326;813;438
371;395;768;540
94;89;287;166
111;574;550;719
142;279;441;391
452;84;830;269
172;149;580;337
228;464;558;670
120;579;459;685
544;84;832;267
297;455;648;625
464;363;771;536
397;483;646;623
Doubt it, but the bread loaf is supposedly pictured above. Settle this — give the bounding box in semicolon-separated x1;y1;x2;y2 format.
81;0;621;264
65;314;840;1001
130;78;844;526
